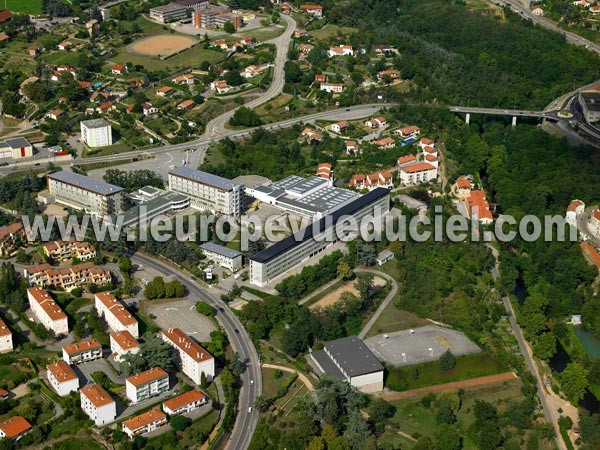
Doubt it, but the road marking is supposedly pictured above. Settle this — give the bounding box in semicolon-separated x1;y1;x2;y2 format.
165;307;178;311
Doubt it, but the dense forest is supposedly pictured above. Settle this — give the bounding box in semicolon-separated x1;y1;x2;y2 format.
323;0;600;109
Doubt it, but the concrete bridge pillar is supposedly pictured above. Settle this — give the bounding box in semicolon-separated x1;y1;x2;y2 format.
465;113;470;124
512;116;517;127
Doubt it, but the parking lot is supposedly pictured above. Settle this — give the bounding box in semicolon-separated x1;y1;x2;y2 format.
364;325;481;367
144;299;216;342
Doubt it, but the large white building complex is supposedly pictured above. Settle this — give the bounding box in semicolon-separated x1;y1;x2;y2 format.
80;119;113;148
162;328;215;384
46;360;79;396
149;3;188;22
94;292;139;338
311;336;384;393
249;188;390;287
168;167;244;217
246;175;359;220
0;318;12;353
27;287;69;336
47;171;125;216
126;367;170;404
80;384;116;426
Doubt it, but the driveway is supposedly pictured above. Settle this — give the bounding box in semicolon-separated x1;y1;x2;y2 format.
144;299;217;342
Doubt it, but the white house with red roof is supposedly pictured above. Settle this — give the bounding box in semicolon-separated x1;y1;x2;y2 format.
590;209;600;238
566;199;585;227
345;140;361;155
349;171;393;190
365;117;386;128
122;409;167;438
418;138;434;150
162;389;207;415
111;64;127;75
162;328;215;383
373;136;396;149
452;175;474;199
397;154;418;168
46;360;79;396
331;121;349;133
80;384;116;426
316;162;332;180
327;45;354;57
110;330;139;362
0;318;12;353
0;416;31;440
399;163;438;185
395;125;420;137
467;190;493;225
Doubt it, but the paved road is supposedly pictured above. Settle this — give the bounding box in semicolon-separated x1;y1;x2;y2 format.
487;244;568;450
131;252;261;450
357;268;398;339
577;206;600;247
492;0;600;53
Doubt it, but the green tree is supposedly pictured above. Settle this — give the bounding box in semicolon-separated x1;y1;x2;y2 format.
439;349;456;371
170;414;190;431
336;261;354;280
223;21;235;33
560;362;589;402
533;332;557;360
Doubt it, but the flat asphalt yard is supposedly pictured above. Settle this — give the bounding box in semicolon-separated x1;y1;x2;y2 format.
145;299;216;342
365;325;481;367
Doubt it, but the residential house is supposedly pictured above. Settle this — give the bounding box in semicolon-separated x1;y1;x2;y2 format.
425;154;439;168
142;103;159;115
532;7;544;15
211;39;230;50
42;240;96;261
316;162;332;180
589;209;600;238
110;330;140;363
280;2;292;14
210;80;232;94
320;82;344;93
302;128;323;144
452;175;474;199
28;45;40;56
418;137;434;149
374;44;398;54
27;287;69;336
345;140;361;155
24;262;112;291
95;292;139;338
46;360;79;396
395;125;420;137
0;417;31;440
0;32;10;45
372;136;396;149
0;223;25;257
377;69;400;81
172;73;195;85
314;74;328;83
349;171;393;190
96;101;114;114
573;0;590;6
156;86;175;97
0;10;12;24
242;65;264;78
111;64;127;75
46;109;65;121
591;4;600;13
62;338;103;365
365;117;386;128
397;154;418;168
331;121;349;133
300;4;324;17
162;390;207;415
466;190;493;224
327;45;354;57
57;41;73;51
162;328;215;384
177;99;195;110
0;318;12;353
399;163;438;185
80;384;116;426
86;19;99;36
122;409;168;439
422;145;437;157
126;367;169;403
566;199;585;227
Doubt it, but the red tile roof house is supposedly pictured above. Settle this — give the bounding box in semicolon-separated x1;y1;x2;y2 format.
394;125;420;137
111;64;127;75
373;136;396;149
331;121;349;133
365;116;386;128
0;416;31;440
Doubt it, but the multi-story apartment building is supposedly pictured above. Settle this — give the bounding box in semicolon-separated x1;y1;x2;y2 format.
46;360;79;396
0;318;12;353
80;119;113;148
24;262;112;291
62;338;102;365
0;416;31;440
398;163;438;186
47;170;125;217
199;242;243;272
162;389;207;416
122;409;168;438
162;328;215;384
168;167;244;217
193;8;242;29
125;367;170;404
110;330;139;363
149;3;188;23
42;240;96;261
95;292;139;338
27;287;69;336
0;223;25;257
249;188;390;287
80;384;116;426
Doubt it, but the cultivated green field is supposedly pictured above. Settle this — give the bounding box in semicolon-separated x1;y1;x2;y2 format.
6;0;43;15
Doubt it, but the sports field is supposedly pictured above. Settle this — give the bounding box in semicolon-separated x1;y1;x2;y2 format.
129;35;196;56
6;0;42;15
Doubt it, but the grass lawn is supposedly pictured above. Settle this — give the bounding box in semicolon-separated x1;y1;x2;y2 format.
6;0;42;14
43;51;81;67
261;367;296;399
111;43;224;72
47;438;105;450
308;24;359;41
366;303;431;337
239;22;287;41
83;141;132;158
385;353;505;391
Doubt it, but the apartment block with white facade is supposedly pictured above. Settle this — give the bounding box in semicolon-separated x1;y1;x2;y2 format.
168;167;244;217
110;330;139;363
47;171;125;217
80;384;116;426
46;360;79;396
63;338;103;365
122;409;168;438
0;318;12;353
162;328;215;384
80;118;112;147
199;242;243;272
95;292;139;338
126;367;170;404
398;163;438;186
162;389;207;415
27;287;69;336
